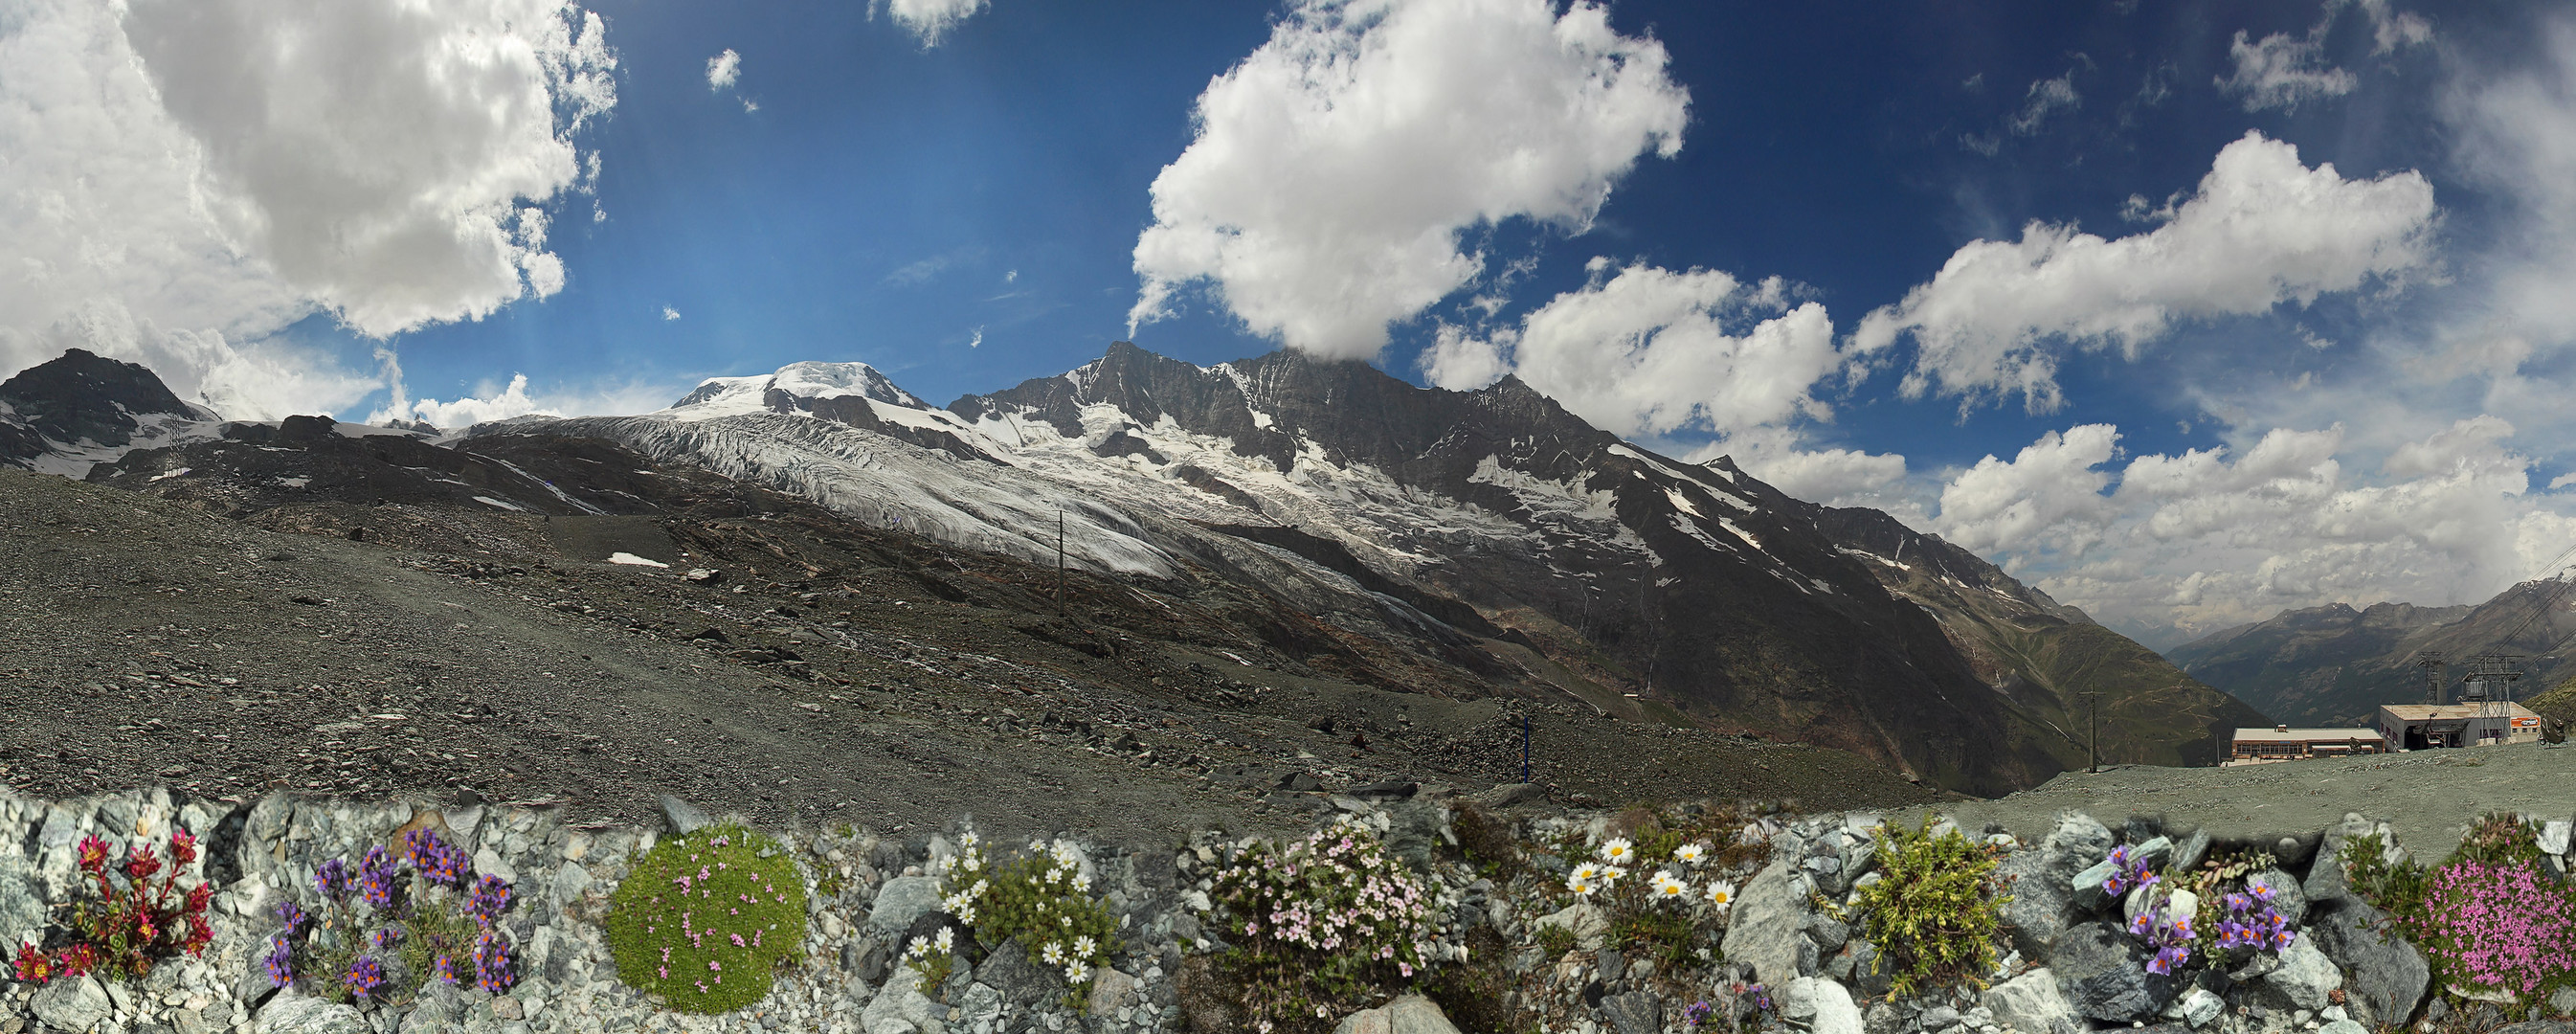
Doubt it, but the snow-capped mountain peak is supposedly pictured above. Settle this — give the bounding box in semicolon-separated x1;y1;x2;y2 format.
663;360;929;421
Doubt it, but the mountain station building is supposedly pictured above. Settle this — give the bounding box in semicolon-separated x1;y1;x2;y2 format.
2225;725;2389;764
2375;703;2543;750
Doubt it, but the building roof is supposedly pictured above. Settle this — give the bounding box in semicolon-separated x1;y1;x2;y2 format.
2377;703;2539;721
2231;727;2386;742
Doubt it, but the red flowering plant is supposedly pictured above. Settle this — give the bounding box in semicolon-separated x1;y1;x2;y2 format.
11;831;216;984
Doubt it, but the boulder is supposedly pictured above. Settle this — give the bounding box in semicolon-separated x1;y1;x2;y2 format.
1086;966;1142;1020
0;853;42;951
1383;798;1449;870
2307;901;2427;1025
658;795;713;835
2318;1021;2372;1034
2046;813;2117;866
2170;829;2211;874
1535;899;1610;952
2050;920;2179;1023
1722;858;1810;986
2540;820;2572;858
2000;815;2114;957
1600;991;1664;1034
32;975;113;1034
2126;887;2198;928
868;875;943;933
2071;858;2121;911
2167;987;2224;1028
2243;868;2309;925
2131;837;2175;872
2254;937;2342;1012
1844;939;1893;1000
1983;967;2083;1034
1333;993;1465;1034
252;992;370;1034
862;967;946;1034
974;939;1064;1006
395;978;470;1034
1795;978;1863;1034
2303;815;2381;905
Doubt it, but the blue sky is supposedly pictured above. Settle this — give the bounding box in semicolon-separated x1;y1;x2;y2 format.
6;0;2576;647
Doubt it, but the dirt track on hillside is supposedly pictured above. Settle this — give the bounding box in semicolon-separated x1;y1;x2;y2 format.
1901;744;2576;858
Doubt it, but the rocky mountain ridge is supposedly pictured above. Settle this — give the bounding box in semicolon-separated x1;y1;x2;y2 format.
2166;581;2576;725
10;344;2267;795
0;348;221;477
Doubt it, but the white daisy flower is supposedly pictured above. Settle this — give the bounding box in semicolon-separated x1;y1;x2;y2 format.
933;927;954;954
1601;838;1634;864
1567;873;1597;897
1674;843;1707;865
1708;879;1738;910
1652;870;1690;900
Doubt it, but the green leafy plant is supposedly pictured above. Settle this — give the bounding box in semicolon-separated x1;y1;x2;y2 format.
605;823;808;1014
1534;922;1578;960
2341;831;2430;929
908;830;1121;1009
9;832;213;985
1850;817;2009;998
1550;819;1738;969
2344;818;2576;1004
257;828;519;1008
1206;816;1447;1033
2180;846;2283;968
2454;812;2544;867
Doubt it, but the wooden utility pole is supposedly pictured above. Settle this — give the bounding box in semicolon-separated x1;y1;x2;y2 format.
2087;690;2100;774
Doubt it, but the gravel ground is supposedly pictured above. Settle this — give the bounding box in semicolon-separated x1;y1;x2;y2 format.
0;467;1945;845
1901;743;2576;858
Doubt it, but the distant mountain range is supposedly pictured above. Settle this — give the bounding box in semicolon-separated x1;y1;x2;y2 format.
4;343;2270;795
2165;580;2576;726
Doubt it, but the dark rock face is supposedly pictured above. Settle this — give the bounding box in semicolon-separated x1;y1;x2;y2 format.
958;344;2058;794
0;348;210;446
1;348;217;468
2308;900;2429;1027
1599;991;1662;1034
2050;921;2179;1023
2000;815;2115;959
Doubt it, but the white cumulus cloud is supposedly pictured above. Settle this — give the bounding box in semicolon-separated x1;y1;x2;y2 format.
707;48;742;89
1926;417;2576;644
0;0;617;417
1934;424;2124;559
374;372;558;429
1490;263;1836;440
1131;0;1690;360
1851;131;2437;412
1422;259;1909;515
123;0;616;338
881;0;989;47
1694;426;1917;522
